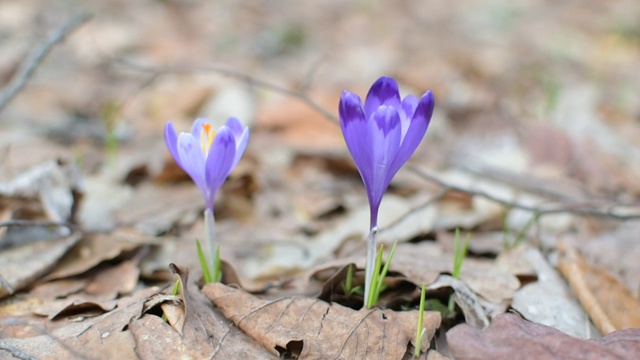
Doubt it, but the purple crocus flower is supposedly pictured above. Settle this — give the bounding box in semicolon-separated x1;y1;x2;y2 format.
164;117;249;211
339;76;434;305
164;116;249;282
339;76;434;229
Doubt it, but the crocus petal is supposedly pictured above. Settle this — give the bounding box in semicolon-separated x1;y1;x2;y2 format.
222;117;250;167
387;90;434;185
225;117;244;138
177;132;209;201
364;77;401;119
164;121;181;167
233;127;249;168
204;127;236;208
399;94;419;139
340;91;373;188
366;105;401;209
190;117;210;140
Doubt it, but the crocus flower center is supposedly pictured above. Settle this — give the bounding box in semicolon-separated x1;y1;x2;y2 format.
200;123;216;156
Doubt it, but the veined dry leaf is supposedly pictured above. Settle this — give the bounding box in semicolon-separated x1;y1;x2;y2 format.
204;282;441;359
447;313;640;360
558;242;640;334
0;286;159;359
0;232;80;299
130;264;274;360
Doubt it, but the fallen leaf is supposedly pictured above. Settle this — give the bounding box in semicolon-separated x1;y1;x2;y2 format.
204;282;441;359
580;223;640;298
44;229;156;281
0;286;159;359
511;246;596;339
558;241;640;334
130;264;274;359
427;275;490;328
447;313;640;360
0;233;80;299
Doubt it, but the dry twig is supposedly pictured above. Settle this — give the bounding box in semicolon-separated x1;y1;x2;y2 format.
0;12;91;112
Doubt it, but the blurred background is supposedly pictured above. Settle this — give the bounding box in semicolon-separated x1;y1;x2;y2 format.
1;0;640;283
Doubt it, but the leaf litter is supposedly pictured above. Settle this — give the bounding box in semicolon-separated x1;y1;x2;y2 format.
1;0;640;359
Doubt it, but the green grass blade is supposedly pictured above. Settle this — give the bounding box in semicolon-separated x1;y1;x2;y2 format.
414;284;427;358
366;244;385;308
196;238;212;284
372;240;398;306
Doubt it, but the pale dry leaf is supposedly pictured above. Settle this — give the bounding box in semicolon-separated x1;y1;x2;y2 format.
428;275;489;328
204;282;441;359
558;242;640;335
447;313;640;360
0;159;81;224
580;223;640;298
510;246;596;339
0;233;80;299
44;229;157;281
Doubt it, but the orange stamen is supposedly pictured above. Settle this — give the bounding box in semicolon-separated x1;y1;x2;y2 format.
200;123;216;155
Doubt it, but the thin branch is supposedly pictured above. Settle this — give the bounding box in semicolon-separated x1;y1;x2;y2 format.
378;187;449;234
0;341;37;360
114;59;340;123
0;12;91;112
0;219;74;229
406;164;640;220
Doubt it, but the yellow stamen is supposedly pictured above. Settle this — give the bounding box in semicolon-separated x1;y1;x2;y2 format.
200;124;216;154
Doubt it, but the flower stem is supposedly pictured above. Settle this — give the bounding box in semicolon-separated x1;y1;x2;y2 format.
363;226;378;308
204;208;217;278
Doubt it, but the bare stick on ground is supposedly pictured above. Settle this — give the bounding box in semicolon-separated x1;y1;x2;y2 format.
0;12;91;113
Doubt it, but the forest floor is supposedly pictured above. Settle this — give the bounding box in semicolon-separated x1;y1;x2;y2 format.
1;1;640;359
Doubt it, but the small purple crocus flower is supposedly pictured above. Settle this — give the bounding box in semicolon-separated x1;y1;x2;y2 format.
164;117;249;281
339;76;434;304
164;117;249;211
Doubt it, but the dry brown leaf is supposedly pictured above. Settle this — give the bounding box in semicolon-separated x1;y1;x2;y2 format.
44;229;156;281
0;286;159;359
130;264;274;360
579;223;640;298
47;298;118;320
0;233;80;299
204;282;441;359
558;242;640;335
84;260;141;298
447;313;640;360
389;242;520;306
256;91;343;152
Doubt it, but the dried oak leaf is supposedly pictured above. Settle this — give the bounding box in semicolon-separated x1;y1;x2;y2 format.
204;282;441;359
130;264;274;360
447;313;640;360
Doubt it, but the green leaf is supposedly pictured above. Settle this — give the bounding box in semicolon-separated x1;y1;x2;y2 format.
196;238;212;284
414;284;427;358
